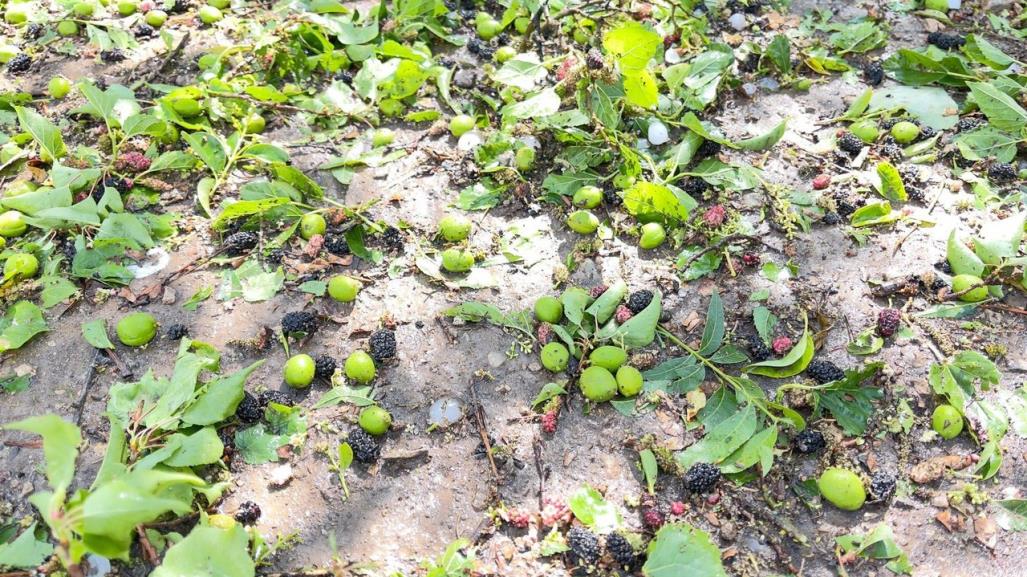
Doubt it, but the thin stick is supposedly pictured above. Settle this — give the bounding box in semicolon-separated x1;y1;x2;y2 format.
470;379;500;488
131;31;192;90
74;349;102;426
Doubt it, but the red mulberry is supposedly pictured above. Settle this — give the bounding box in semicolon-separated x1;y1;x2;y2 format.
615;305;633;324
771;335;792;355
877;308;901;337
537;322;554;345
541;411;558;433
703;204;726;227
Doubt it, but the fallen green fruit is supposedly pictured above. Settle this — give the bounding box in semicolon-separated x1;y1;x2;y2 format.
890;121;919;144
4;252;37;281
566;210;599;234
48;76;72;99
145;9;167;26
327;275;361;303
817;468;866;511
639;222;666;249
579;366;617;403
616;366;643;397
198;5;222;23
589;345;627;371
284;354;315;388
359;406;392;436
299;212;326;240
0;210;27;237
116;312;157;347
540;342;569;372
849;119;879;143
57;20;80;36
572;185;602;209
441;248;474;272
534;296;563;324
438;214;472;242
932;404;963;439
951;274;988;302
345;350;376;383
449;114;475;137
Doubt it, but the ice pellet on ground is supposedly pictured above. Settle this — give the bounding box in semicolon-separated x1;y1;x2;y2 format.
647;121;669;145
728;13;746;30
429;397;463;427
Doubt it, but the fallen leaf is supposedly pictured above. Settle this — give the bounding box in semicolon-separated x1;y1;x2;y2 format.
935;509;962;532
909;454;974;483
974;515;997;549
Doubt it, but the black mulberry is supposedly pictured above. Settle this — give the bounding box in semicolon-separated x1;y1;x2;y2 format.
25;23;44;39
683;177;709;196
566;527;601;566
863;60;884;86
919;126;936;139
235;393;263;424
836;198;857;217
807;359;845;384
880;142;903;160
837;132;864;155
605;532;636;568
169;0;189;12
877;308;901;337
368;329;397;362
224;231;258;255
869;471;896;500
684;462;720;493
602;188;622;206
265;248;284;264
380;226;402;249
134;24;155;39
747;334;771;361
348;428;380;463
314;354;337;379
323;234;350;256
102;176;132;194
234;501;261;524
626;290;654;314
165;324;189;340
99;49;126;63
793;429;826;454
907;187;925;203
258;390;293;407
695;139;721;160
822;212;842;225
585;48;604;70
927;31;965;50
281;310;318;335
7;54;30;74
988;162;1017;182
955;117;981;132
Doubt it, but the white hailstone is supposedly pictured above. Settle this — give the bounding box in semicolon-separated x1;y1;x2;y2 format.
647;121;669;145
728;13;747;31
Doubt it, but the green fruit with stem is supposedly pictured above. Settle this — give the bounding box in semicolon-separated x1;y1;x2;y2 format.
327;275;361;303
566;210;599;234
616;366;643;397
242;113;265;134
495;46;516;63
0;211;27;237
817;468;866;511
589;346;627;371
4;252;37;281
476;16;501;40
515;147;535;171
579;366;617;402
116;312;157;347
48;76;72;99
299;212;326;240
449;114;475;137
117;0;137;15
283;354;316;388
932;404;963;439
438;214;472;242
57;20;79;36
540;342;569;372
890;121;920;144
951;274;988;302
849;120;879;143
572;185;602;209
198;5;222;23
371;128;394;147
612;173;636;189
172;97;202;117
345;350;376;383
145;9;167;26
534;296;563;323
441;248;474;272
639;222;666;249
359;406;392;436
73;2;96;17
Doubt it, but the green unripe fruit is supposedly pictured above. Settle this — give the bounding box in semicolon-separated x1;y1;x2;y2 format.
4;180;36;198
116;312;157;347
924;0;949;10
589;346;627;371
117;0;137;15
438;214;472;242
208;0;229;8
379;98;404;117
534;296;563;323
476;16;501;40
171;97;202;117
639;222;666;249
514;16;530;34
4;6;28;24
371;128;394;147
572;27;589;45
890;121;920;144
932;404;963;439
495;46;516;63
359;406;392;436
449;114;475;137
566;210;599;234
0;211;27;237
616;366;643;397
327;275;361;303
58;20;80;36
579;366;618;403
242;113;265;134
283;354;316;388
572;185;603;209
952;274;988;302
73;2;96;17
441;248;474;272
849;120;879;143
817;468;866;511
48;76;72;99
345;350;376;383
145;9;167;26
0;46;18;64
3;252;37;281
299;212;326;240
612;173;636;189
540;342;569;372
515;147;536;171
198;5;222;23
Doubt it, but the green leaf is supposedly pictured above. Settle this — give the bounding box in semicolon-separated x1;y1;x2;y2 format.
3;415;80;492
946;230;985;277
196;177;216;218
312;384;375;410
181;360;264;426
624;71;659;109
81;318;115;349
829;20;886;54
734;119;787;151
568;485;623;533
337;442;353;470
162;427;224;467
502;88;561;121
0;301;47;353
643;357;704;394
603;21;661;73
623;181;690;223
868;85;959;130
745;330;814;378
966;81;1027;132
818;363;885;435
598;292;660;350
954;127;1020;163
719;426;777;475
995;499;1027;531
492;53;547;91
150;524;254;577
875;162;907;202
840;88;873;121
531;382;567;409
698;292;724;356
182;286;213;312
846;329;884;355
183;132;228;174
766;34;791;73
962;34;1014;70
15;106;66;160
39;275;79;309
148;150;196;173
0;523;53;569
850;201;899;228
585;281;628;326
752;306;776;345
676;404;757;470
642;523;727;577
640;449;658;494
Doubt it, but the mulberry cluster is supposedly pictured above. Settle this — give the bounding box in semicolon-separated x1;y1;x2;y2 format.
348;428;380;463
380;226;403;249
614;305;633;324
822;212;842;225
695;139;721;160
869;471;897;500
281;310;318;335
102;176;133;194
919;126;936;139
906;187;925;204
835;198;858;217
627;290;654;314
536;322;553;345
234;501;261;525
589;284;608;299
223;231;258;255
793;429;826;454
7;54;30;74
314;354;336;379
703;204;727;227
468;38;494;59
541;410;558;433
771;335;792;355
863;60;884;86
235;393;263;424
99;49;126;63
684;462;720;493
602;187;622;206
338;70;354;84
605;533;636;568
683;177;708;196
169;0;189;13
323;234;349;256
988;162;1017;182
165;324;189;340
265;248;284;264
25;23;44;39
368;329;397;362
747;334;771;361
880;141;904;160
955;117;982;132
927;31;965;50
258;390;293;407
115;151;152;173
585;48;604;70
566;527;601;566
807;359;845;384
741;252;760;267
134;23;156;38
837;131;864;155
877;308;901;337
